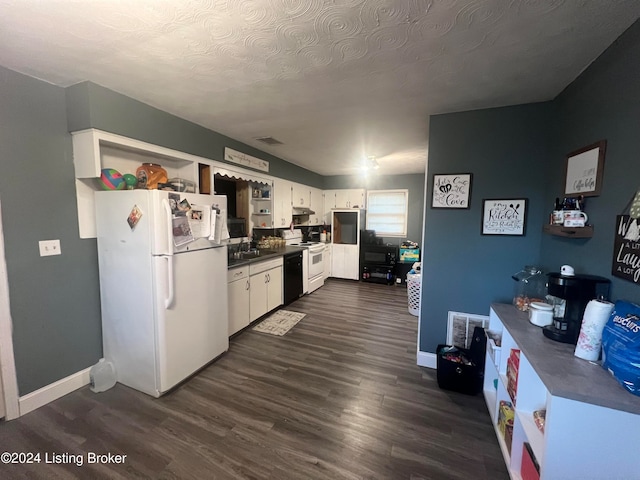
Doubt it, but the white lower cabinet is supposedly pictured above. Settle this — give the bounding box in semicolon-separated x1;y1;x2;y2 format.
485;304;640;480
330;244;359;280
249;257;283;322
228;266;250;336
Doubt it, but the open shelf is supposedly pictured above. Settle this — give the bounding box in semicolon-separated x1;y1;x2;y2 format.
543;224;593;238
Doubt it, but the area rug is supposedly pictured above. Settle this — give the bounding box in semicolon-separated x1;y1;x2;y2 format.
252;310;306;336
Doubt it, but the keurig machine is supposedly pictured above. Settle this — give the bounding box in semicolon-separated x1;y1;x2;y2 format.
543;273;611;344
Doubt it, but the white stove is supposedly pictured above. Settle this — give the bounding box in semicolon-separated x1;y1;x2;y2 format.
282;229;326;293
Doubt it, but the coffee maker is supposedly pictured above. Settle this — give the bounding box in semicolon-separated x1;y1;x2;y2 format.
542;272;611;344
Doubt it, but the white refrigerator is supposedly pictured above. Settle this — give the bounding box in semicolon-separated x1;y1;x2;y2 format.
95;190;229;397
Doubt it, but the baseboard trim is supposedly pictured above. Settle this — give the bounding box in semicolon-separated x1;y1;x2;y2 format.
417;350;437;369
19;367;91;416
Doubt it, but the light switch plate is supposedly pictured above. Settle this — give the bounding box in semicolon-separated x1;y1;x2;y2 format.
39;239;61;256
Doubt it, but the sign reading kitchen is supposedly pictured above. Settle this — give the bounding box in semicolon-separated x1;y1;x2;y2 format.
481;198;528;236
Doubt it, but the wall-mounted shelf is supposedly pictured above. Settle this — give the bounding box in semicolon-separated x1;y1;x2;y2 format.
543;224;593;238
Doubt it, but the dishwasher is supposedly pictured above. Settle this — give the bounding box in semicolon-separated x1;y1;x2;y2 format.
283;250;304;305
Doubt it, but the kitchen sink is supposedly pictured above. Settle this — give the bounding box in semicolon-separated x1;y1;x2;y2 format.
238;249;277;259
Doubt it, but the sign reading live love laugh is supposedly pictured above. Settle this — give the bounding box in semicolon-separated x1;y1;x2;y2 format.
612;215;640;284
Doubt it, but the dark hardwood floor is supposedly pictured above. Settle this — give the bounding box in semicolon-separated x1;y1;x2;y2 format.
0;279;508;479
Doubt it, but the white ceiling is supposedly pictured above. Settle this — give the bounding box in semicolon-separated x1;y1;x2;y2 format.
1;1;639;176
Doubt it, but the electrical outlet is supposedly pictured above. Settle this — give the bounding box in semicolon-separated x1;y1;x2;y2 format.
39;239;61;257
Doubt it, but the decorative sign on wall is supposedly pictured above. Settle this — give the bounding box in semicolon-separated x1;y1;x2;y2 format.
481;198;528;236
224;147;269;172
612;191;640;284
431;173;472;209
564;140;607;197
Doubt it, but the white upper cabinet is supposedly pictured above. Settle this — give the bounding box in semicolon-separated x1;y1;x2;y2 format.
324;189;366;210
291;182;311;208
309;187;324;226
335;189;365;209
272;178;293;228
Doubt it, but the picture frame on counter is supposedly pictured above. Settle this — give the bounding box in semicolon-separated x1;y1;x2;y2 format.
481;198;528;236
431;173;472;209
564;140;607;197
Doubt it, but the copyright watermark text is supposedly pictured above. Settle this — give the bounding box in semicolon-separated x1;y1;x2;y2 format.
1;451;127;467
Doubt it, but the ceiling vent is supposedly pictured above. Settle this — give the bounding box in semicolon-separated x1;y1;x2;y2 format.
255;136;283;146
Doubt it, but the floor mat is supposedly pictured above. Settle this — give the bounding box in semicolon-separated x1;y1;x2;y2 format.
252;310;306;336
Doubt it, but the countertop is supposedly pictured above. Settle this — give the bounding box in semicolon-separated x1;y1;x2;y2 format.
227;246;305;268
491;303;640;415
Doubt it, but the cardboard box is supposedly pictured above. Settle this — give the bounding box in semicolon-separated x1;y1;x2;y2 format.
399;248;420;262
521;443;540;480
506;349;521;405
497;400;514;438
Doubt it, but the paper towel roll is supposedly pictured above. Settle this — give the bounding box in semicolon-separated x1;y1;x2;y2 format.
574;299;615;361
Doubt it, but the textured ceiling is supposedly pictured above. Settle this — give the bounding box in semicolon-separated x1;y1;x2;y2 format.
1;1;639;176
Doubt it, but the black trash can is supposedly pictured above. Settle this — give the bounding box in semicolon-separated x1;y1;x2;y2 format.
436;326;486;395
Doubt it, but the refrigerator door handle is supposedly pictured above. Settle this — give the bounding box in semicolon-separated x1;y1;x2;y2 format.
162;198;174;256
165;256;175;309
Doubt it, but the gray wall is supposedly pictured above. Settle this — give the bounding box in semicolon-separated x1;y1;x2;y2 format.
324;174;425;245
420;20;640;353
0;66;102;394
421;104;551;352
66;82;325;188
541;20;640;303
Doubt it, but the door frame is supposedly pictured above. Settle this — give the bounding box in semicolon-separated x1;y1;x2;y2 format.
0;200;20;419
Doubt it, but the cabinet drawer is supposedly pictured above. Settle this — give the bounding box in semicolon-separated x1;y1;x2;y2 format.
249;257;283;275
227;266;249;283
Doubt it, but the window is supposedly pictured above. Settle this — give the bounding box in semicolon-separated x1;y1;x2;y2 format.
366;189;408;237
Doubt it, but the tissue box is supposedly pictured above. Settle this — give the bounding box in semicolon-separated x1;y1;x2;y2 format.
399;248;420;262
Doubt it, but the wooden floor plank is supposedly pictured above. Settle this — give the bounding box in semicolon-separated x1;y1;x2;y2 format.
0;278;508;479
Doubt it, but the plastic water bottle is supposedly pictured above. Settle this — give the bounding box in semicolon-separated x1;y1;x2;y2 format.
89;359;117;393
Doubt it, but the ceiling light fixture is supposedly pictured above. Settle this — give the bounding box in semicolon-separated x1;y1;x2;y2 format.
361;156;380;175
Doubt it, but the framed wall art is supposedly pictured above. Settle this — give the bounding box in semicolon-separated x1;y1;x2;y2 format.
564;140;607;197
481;198;528;236
431;173;472;209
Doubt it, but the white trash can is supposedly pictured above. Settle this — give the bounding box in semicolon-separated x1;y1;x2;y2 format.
407;272;421;316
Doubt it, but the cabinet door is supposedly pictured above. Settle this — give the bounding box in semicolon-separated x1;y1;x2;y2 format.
331;244;359;279
349;189;365;209
323;190;335;225
229;278;250;335
344;245;360;280
331;244;345;278
335;190;350;208
324;246;332;278
310;187;324;225
249;273;269;321
292;183;310;208
273;178;293;228
266;266;283;311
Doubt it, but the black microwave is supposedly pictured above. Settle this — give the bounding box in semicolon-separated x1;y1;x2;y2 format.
227;218;246;238
361;245;398;265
